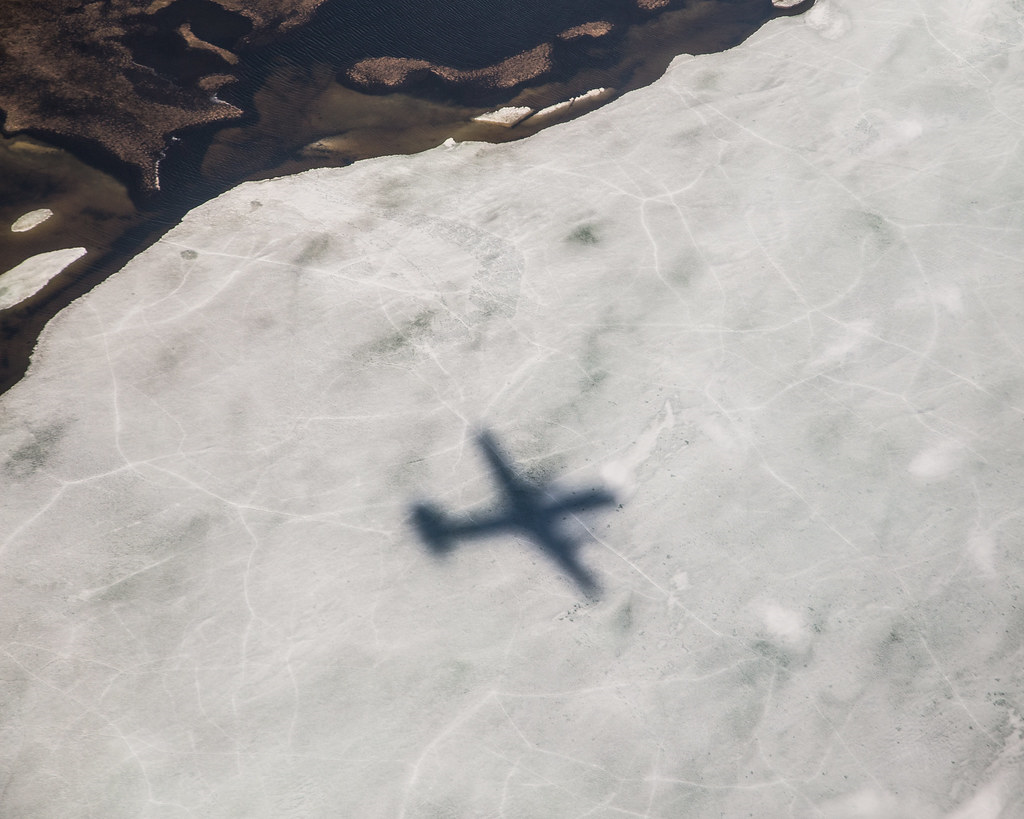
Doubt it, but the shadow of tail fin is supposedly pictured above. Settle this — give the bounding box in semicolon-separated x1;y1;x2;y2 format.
411;503;456;555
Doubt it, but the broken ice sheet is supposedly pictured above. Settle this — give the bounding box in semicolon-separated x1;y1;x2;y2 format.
2;0;1024;816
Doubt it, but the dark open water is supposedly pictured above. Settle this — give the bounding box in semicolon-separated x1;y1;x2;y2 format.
0;0;813;395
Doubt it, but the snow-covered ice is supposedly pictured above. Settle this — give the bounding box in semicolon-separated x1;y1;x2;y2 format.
3;0;1024;816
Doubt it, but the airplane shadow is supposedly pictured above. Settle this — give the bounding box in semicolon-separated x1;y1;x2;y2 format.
410;429;616;596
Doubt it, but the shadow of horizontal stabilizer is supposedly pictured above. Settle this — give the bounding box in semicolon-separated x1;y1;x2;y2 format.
411;430;615;596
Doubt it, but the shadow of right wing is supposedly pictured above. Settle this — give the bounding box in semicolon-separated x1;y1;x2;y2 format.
545;487;616;515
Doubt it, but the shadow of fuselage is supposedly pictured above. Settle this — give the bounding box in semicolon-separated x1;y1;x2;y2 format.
411;430;615;595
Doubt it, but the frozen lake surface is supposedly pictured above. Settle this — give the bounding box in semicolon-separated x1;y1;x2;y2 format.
2;0;1023;815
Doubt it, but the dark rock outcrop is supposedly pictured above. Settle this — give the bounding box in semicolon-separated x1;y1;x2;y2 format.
0;0;325;189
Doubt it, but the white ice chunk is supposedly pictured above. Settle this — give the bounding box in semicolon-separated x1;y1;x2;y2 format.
805;0;850;39
471;106;534;126
10;208;53;232
908;439;964;481
0;246;86;310
532;87;612;120
759;602;811;655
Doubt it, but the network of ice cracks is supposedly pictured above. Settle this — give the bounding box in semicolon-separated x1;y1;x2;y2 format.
2;0;1024;816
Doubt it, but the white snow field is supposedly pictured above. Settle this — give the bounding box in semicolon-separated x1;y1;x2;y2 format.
3;0;1024;816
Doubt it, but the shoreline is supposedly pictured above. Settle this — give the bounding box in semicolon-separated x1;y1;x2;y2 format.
0;0;814;397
